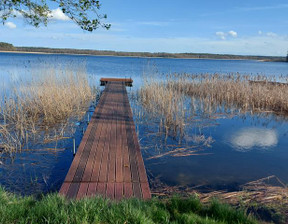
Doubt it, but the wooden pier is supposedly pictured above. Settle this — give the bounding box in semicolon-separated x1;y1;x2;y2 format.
100;78;133;87
59;79;151;200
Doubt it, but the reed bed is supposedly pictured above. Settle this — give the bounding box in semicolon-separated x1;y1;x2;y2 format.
138;77;187;138
177;73;288;115
138;73;288;137
0;68;97;155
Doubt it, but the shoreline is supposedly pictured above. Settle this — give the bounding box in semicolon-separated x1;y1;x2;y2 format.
0;50;285;62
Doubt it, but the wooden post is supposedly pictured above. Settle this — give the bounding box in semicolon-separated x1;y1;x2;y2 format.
73;138;76;155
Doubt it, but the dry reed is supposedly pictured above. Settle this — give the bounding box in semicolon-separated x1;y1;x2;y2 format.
138;76;187;138
150;174;288;222
138;73;288;136
178;73;288;115
0;68;97;155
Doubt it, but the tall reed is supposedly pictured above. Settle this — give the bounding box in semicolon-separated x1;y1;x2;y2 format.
176;73;288;115
138;73;288;140
138;76;186;138
0;68;97;155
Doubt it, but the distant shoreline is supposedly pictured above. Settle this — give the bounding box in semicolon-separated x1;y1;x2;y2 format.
0;48;286;62
0;50;249;61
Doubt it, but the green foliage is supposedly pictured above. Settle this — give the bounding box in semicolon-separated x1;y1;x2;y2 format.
0;42;15;50
247;205;285;224
205;200;255;224
0;0;110;31
0;187;257;224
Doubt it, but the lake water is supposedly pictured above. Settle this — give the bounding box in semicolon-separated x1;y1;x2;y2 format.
0;52;288;195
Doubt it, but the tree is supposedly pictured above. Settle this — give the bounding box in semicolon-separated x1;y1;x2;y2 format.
0;42;16;50
0;0;110;31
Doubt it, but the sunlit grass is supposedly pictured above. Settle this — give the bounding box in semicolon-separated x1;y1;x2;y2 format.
0;187;256;224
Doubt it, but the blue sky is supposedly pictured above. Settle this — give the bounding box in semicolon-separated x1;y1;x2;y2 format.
0;0;287;56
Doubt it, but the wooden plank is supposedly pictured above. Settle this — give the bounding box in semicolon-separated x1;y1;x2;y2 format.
81;113;104;182
124;97;140;183
121;85;132;183
96;183;106;197
66;183;80;199
124;183;133;198
72;130;95;182
90;83;111;183
107;90;117;183
59;182;70;196
81;91;108;182
98;82;114;184
90;116;109;182
63;126;93;182
115;183;124;200
76;183;89;199
98;104;112;183
87;183;97;197
141;182;151;199
115;84;124;183
123;146;132;183
132;182;142;198
106;183;115;199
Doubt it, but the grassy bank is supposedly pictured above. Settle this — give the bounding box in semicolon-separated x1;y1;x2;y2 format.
0;187;256;224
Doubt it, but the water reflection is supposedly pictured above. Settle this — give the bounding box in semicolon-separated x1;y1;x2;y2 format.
230;128;278;152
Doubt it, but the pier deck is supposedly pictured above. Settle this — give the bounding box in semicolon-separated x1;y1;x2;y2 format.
59;80;150;200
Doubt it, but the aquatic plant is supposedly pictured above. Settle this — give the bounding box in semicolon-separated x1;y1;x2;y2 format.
138;76;187;139
179;73;288;115
0;67;97;155
138;73;288;138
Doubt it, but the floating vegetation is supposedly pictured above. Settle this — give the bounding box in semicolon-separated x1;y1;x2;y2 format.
145;135;214;160
0;66;98;156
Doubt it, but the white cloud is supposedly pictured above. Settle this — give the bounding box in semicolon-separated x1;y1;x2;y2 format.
230;128;278;152
228;30;237;38
216;30;237;40
258;30;262;35
4;21;16;29
48;8;70;21
216;31;226;40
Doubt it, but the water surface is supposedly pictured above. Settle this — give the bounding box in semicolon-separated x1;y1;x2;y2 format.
0;52;287;195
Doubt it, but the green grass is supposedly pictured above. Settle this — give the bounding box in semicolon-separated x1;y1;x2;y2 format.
0;187;257;224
